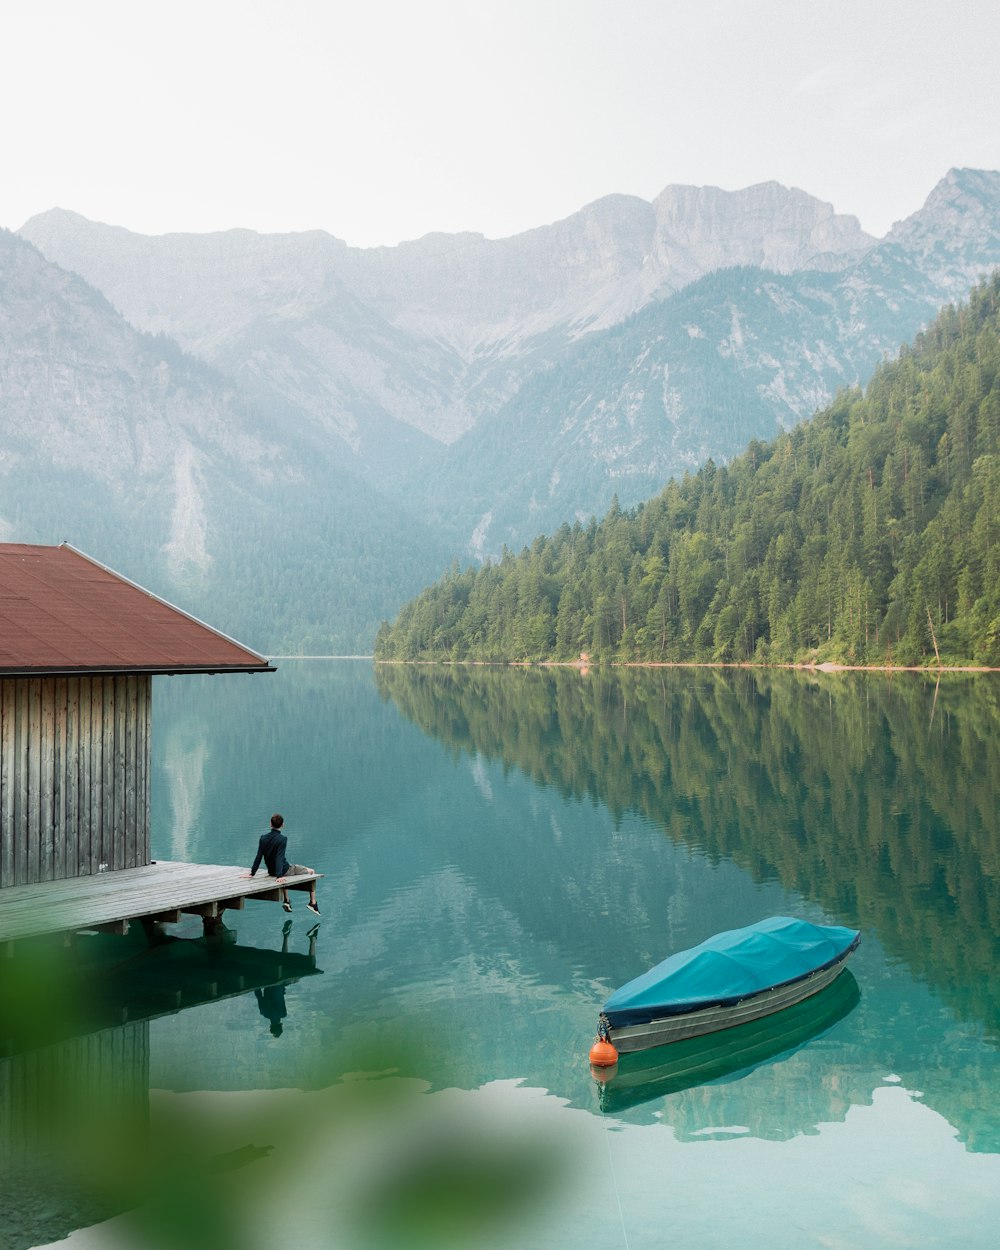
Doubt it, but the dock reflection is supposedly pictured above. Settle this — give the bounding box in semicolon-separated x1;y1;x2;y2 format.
0;925;324;1250
0;922;323;1059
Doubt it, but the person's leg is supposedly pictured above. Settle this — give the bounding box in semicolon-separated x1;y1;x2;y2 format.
288;864;320;915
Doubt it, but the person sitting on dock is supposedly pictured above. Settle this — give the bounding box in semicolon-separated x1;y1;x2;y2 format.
243;813;320;916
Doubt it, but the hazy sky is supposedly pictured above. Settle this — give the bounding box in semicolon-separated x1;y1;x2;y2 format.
3;0;999;247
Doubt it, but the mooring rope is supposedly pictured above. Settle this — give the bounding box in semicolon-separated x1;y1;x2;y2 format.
600;1109;632;1250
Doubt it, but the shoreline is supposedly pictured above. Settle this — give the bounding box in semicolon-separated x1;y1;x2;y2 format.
374;658;1000;673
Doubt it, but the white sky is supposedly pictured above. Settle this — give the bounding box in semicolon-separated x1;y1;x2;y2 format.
2;0;999;247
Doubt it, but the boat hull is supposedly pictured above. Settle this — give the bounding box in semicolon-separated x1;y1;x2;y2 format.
598;969;860;1115
608;948;856;1054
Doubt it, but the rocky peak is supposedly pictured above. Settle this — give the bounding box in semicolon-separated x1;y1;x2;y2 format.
18;172;1000;464
912;167;1000;215
884;168;1000;296
18;209;351;349
649;181;875;287
20;179;879;361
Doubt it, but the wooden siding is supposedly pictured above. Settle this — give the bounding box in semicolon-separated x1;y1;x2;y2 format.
0;675;151;889
0;1021;150;1155
0;1021;150;1238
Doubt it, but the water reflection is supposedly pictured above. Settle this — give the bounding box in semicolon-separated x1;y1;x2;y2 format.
0;929;323;1059
1;928;577;1250
376;665;1000;1044
596;968;861;1121
253;920;321;1036
147;663;1000;1151
0;929;324;1250
9;661;995;1247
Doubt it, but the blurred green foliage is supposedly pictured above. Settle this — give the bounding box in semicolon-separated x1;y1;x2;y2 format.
0;947;569;1250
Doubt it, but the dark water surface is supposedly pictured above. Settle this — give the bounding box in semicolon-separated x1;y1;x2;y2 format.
10;662;1000;1248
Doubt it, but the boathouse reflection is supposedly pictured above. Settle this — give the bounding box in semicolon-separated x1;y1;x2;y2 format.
0;929;323;1250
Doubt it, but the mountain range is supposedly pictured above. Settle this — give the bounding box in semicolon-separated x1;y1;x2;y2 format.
6;167;1000;650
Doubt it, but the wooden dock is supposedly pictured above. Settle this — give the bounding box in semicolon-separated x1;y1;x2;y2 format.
0;861;322;948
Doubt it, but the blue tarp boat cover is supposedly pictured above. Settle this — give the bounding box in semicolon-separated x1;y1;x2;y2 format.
602;916;860;1028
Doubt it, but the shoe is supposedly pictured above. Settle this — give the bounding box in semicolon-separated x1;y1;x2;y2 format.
282;901;292;913
282;919;293;936
305;923;320;939
306;900;320;916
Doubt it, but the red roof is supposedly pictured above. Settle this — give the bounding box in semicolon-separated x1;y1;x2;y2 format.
0;544;273;675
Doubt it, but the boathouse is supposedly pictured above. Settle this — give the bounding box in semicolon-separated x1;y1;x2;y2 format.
0;542;273;891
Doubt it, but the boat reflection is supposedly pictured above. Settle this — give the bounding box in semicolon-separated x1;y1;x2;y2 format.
595;968;860;1117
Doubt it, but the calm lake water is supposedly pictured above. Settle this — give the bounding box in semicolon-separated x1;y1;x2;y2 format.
10;661;1000;1248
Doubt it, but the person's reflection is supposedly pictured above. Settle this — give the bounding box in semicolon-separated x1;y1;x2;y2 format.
253;921;320;1037
255;983;287;1036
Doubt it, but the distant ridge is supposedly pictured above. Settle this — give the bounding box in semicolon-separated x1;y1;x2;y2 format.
8;169;1000;650
21;179;874;366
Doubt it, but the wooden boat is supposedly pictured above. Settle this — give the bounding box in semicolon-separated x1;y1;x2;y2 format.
597;916;860;1055
596;968;860;1115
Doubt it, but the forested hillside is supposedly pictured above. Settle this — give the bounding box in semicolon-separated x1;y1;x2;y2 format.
376;274;1000;667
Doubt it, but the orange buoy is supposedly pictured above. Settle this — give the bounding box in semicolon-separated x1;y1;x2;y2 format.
589;1037;619;1067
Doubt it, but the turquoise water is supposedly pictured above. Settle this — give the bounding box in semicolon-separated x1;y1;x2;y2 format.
9;661;1000;1248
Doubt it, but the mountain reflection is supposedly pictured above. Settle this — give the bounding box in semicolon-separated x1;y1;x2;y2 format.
375;665;1000;1044
142;662;999;1157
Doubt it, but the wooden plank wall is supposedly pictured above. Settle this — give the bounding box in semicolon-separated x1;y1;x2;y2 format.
0;675;151;888
0;1020;150;1234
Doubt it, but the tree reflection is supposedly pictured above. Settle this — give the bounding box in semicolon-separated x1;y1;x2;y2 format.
376;665;1000;1042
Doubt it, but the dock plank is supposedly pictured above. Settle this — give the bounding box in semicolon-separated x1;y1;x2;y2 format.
0;862;323;945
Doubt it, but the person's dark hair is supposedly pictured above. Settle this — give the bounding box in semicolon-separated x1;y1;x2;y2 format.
271;813;284;829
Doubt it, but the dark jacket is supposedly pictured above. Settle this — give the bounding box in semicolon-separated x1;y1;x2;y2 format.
251;829;290;878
